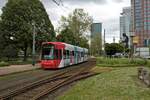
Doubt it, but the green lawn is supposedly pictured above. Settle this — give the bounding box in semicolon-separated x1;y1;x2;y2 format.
0;59;35;67
57;67;150;100
96;57;147;67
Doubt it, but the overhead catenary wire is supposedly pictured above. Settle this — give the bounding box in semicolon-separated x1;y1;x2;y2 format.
52;0;60;6
52;0;70;11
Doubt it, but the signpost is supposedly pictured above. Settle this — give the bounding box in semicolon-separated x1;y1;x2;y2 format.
133;36;138;44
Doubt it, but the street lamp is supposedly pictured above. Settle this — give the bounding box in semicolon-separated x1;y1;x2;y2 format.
32;22;36;66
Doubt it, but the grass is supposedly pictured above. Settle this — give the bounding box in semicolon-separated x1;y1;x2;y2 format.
57;67;150;100
96;57;147;67
0;59;35;67
8;60;33;65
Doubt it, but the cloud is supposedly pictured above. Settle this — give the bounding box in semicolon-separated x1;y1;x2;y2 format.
113;0;124;3
102;18;120;43
0;0;6;8
42;0;130;43
0;0;7;14
42;0;108;8
104;18;119;32
63;0;107;5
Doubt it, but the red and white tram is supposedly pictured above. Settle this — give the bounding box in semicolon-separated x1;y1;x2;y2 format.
40;42;88;69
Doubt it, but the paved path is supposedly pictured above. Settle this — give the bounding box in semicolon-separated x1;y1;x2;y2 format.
0;64;40;76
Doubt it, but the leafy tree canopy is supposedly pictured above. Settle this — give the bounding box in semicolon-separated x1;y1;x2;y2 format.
57;28;76;45
0;0;55;60
57;9;92;48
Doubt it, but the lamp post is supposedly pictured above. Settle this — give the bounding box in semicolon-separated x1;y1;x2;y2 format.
32;22;36;66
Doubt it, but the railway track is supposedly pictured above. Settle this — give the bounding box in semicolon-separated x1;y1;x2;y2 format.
0;61;89;95
0;59;96;100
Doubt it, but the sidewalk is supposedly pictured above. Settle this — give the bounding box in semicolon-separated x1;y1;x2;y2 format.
0;64;40;76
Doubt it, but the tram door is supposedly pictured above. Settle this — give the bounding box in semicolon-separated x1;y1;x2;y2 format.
55;49;62;67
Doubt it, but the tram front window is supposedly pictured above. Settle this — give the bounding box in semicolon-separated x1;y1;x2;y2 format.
42;44;54;60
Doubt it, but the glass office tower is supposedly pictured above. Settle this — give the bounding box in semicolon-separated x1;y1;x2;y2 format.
131;0;150;47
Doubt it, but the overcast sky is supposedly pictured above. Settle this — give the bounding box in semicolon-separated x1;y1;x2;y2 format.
0;0;130;43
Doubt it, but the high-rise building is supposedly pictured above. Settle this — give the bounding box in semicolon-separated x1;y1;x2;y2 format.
91;23;102;38
120;7;131;47
131;0;150;47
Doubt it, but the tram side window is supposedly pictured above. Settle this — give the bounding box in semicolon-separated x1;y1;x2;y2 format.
59;49;62;59
54;49;62;59
85;52;87;56
70;51;72;58
72;51;74;56
79;51;81;57
63;50;69;59
55;49;58;59
66;50;68;59
63;50;66;59
77;51;79;57
81;52;84;57
67;50;70;59
76;51;79;57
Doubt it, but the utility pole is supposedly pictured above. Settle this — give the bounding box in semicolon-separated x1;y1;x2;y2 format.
32;22;36;66
104;29;106;56
113;36;115;43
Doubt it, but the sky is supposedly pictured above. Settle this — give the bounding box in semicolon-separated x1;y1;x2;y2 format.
0;0;130;43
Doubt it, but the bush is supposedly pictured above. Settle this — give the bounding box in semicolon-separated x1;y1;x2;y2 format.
105;43;124;56
0;61;10;67
146;60;150;68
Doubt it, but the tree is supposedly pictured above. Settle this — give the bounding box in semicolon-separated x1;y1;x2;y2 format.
105;43;124;57
58;9;92;48
90;33;102;56
0;21;8;60
3;45;18;61
0;0;55;61
57;28;76;45
80;36;89;49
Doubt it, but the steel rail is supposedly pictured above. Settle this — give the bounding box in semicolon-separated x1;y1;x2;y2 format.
32;61;96;99
0;70;70;100
0;59;96;100
0;65;85;100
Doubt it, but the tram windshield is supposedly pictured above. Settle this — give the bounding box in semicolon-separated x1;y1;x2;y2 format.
42;44;54;60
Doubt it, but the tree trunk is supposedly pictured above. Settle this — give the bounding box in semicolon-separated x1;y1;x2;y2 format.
7;56;10;61
23;42;28;61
